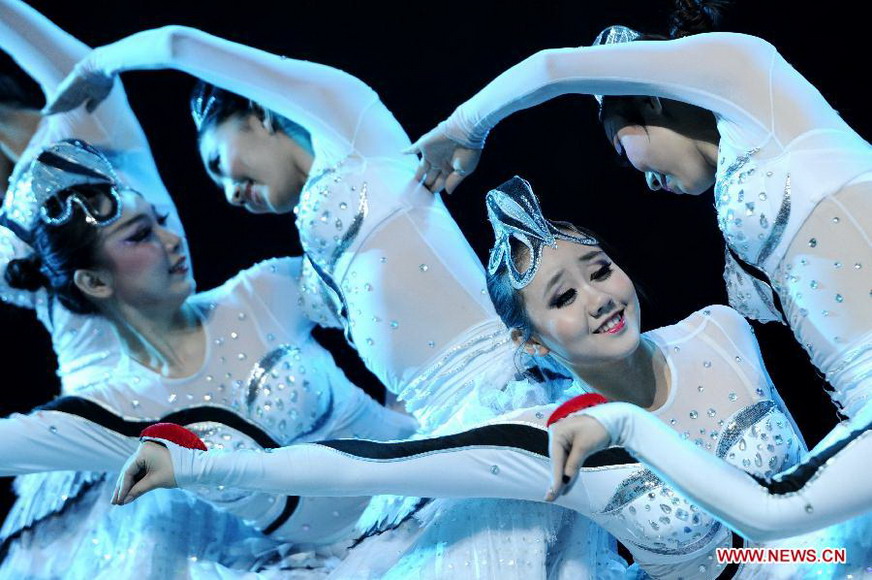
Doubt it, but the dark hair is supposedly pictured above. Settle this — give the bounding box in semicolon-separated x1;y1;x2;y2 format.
189;81;313;155
599;0;730;125
669;0;729;38
486;221;602;345
5;183;113;315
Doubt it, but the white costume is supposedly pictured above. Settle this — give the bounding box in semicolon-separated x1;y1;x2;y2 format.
0;4;413;576
579;397;872;579
0;258;416;578
70;26;624;578
437;32;872;419
153;306;815;579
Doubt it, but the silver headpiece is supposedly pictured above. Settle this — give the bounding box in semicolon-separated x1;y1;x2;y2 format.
2;139;123;238
486;176;598;289
191;89;219;132
592;25;642;107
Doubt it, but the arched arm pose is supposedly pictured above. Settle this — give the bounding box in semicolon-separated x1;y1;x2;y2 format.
546;400;872;543
0;139;418;579
113;177;826;579
408;3;872;420
0;0;184;391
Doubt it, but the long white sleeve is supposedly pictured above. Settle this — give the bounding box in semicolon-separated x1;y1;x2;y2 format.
441;32;779;148
158;424;560;505
0;408;137;476
582;402;872;542
83;25;410;158
1;0;160;164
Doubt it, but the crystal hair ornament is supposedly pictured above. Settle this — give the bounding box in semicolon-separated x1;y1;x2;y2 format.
592;25;642;106
191;82;220;132
486;176;597;289
1;139;123;235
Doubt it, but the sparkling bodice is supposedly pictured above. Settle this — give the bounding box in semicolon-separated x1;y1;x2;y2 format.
75;259;367;540
581;307;804;578
293;155;508;400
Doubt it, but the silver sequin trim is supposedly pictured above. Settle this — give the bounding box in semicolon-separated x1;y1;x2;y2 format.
716;400;777;458
246;344;301;406
627;521;725;556
756;173;791;266
600;469;661;514
328;181;368;271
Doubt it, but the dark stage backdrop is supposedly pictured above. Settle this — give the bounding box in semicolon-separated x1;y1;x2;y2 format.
0;0;862;531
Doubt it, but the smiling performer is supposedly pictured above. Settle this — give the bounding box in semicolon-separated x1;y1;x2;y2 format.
409;0;872;423
114;176;828;579
43;24;630;578
0;139;417;578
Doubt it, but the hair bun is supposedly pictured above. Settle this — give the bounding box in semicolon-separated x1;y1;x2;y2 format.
669;0;730;38
5;255;49;291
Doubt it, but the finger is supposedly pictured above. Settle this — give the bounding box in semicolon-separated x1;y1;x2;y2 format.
444;172;466;195
431;174;447;195
402;140;421;156
122;474;156;505
546;435;568;501
423;168;442;191
42;97;67;115
563;435;589;482
114;463;140;506
414;161;430;183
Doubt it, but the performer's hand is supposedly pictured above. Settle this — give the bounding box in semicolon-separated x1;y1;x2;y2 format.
112;441;177;505
545;415;609;501
43;56;115;115
405;126;481;194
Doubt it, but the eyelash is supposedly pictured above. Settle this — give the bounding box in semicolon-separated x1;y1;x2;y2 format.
548;262;614;308
127;227;154;243
127;213;169;243
551;289;576;309
592;262;614;281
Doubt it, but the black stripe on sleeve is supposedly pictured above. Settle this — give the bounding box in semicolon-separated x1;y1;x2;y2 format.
750;418;872;495
318;423;638;468
38;396;300;534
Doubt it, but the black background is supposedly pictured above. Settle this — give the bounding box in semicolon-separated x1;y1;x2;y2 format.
0;0;860;524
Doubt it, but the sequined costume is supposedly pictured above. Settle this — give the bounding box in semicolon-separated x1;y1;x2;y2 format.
437;32;872;420
0;4;415;577
0;258;417;578
69;25;624;578
0;0;182;393
576;398;872;578
144;306;812;579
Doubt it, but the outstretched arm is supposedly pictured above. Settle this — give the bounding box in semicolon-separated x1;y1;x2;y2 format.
115;422;584;514
1;0;153;159
409;32;774;192
550;402;872;542
46;25;409;157
0;407;137;476
0;0;180;233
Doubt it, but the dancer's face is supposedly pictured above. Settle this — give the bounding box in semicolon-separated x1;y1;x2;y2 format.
518;240;641;368
199;113;308;214
80;191;194;311
602;102;716;196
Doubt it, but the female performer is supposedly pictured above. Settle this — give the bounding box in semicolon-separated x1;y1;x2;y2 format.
44;25;622;578
113;176;850;579
407;0;872;422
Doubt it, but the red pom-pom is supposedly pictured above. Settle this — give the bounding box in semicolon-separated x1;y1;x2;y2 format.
547;394;608;427
140;423;207;451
